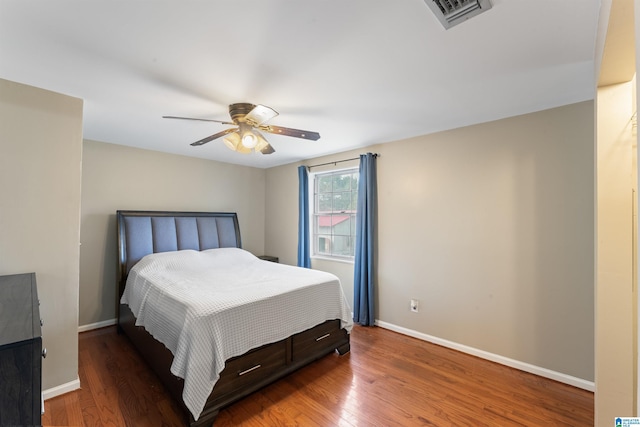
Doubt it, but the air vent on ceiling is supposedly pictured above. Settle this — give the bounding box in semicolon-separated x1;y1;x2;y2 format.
424;0;492;29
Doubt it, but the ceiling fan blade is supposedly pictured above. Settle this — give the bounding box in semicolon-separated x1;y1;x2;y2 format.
253;130;275;155
163;115;235;126
260;125;320;141
260;143;275;155
244;104;279;126
190;127;238;146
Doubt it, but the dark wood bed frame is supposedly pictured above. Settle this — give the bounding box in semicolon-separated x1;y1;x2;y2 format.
116;210;350;427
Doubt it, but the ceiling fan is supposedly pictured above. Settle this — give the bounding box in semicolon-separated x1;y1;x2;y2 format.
163;103;320;155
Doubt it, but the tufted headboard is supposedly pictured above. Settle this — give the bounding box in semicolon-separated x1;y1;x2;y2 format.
116;210;241;298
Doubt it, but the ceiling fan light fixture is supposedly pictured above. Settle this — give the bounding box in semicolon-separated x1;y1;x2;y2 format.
223;132;251;154
241;132;258;148
238;123;258;148
165;102;318;154
222;133;238;151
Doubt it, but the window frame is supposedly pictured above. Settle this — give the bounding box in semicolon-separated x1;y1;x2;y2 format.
308;166;359;263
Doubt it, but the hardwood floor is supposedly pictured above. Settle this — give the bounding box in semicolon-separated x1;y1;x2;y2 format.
43;325;593;426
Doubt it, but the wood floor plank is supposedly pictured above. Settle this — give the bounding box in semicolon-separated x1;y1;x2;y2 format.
62;392;86;427
76;350;105;427
81;349;127;427
43;325;593;426
42;391;74;426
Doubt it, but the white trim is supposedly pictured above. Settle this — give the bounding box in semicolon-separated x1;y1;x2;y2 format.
41;320;113;405
41;318;117;404
311;255;355;265
43;378;80;401
41;318;116;405
78;318;116;333
375;320;595;392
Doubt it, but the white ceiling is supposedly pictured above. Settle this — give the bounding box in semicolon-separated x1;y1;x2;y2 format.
0;0;600;168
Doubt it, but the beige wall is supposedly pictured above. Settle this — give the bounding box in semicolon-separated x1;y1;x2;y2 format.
79;140;266;326
593;0;639;421
266;101;595;382
0;78;83;391
596;79;636;423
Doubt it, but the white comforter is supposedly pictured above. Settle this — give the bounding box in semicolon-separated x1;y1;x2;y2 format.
121;248;353;421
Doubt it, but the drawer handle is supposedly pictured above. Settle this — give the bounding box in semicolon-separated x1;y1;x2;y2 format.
40;318;44;326
315;333;331;342
238;364;261;376
42;348;47;359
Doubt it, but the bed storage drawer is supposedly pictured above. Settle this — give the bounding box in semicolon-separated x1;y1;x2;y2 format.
291;319;344;361
212;338;288;398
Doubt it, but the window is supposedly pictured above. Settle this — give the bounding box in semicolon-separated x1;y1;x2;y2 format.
312;168;359;260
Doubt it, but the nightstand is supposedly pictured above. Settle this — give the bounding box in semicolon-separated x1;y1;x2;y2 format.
258;255;279;263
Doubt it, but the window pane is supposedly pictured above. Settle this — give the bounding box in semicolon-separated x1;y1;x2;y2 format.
316;235;331;255
332;235;353;256
311;168;358;260
333;173;351;192
333;192;351;212
318;194;332;212
318;175;332;193
331;214;348;235
316;215;331;234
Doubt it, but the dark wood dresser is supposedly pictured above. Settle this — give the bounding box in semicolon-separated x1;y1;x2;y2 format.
0;273;43;426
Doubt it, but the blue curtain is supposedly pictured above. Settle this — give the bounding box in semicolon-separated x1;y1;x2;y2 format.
353;153;377;326
297;165;311;268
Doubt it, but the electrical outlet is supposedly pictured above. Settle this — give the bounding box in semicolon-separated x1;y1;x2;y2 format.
410;299;419;312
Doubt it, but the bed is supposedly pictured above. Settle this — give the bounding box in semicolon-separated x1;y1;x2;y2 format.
116;210;352;426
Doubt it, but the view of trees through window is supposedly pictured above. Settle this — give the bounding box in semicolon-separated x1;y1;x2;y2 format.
312;168;359;259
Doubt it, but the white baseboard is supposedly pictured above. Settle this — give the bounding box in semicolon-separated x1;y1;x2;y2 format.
375;320;595;392
78;318;116;333
43;378;80;401
43;318;116;404
42;319;116;402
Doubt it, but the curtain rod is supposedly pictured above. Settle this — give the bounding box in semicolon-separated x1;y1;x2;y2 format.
307;153;379;170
